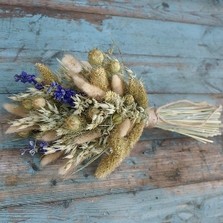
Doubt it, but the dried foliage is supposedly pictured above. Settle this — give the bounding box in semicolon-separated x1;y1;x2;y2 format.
5;49;148;178
4;48;222;179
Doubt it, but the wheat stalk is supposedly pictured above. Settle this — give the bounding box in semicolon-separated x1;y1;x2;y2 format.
146;100;222;143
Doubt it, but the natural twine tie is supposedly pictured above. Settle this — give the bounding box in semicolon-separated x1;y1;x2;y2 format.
145;108;159;128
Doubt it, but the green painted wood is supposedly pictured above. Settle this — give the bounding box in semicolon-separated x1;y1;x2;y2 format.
0;1;223;222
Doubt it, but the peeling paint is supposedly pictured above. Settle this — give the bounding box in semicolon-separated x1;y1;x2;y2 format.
0;6;111;26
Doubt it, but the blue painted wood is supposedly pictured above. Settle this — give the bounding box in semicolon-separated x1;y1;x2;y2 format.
1;181;223;223
0;138;223;208
2;0;223;26
1;14;223;59
0;1;223;222
1;52;223;94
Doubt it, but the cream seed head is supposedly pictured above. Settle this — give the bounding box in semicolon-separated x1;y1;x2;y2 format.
64;115;83;131
61;54;82;74
17;130;30;138
32;97;46;109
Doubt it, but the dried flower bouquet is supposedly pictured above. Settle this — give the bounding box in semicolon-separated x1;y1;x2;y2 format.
4;49;222;178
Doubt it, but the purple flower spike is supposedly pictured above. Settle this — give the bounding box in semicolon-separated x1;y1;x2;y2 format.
47;82;77;106
14;71;43;90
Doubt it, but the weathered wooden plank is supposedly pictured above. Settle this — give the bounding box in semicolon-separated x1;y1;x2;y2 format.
0;10;223;97
1;180;223;223
1;0;223;27
0;1;223;222
0;13;223;60
1;51;223;94
0;137;223;208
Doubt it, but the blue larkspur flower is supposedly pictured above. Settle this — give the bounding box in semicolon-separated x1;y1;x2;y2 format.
48;82;77;106
28;140;37;156
20;138;62;156
15;72;77;106
14;71;44;90
21;140;49;155
38;141;49;154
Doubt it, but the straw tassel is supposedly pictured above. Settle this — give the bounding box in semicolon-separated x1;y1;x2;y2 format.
145;100;222;143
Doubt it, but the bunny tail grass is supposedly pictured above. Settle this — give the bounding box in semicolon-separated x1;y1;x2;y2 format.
146;100;222;143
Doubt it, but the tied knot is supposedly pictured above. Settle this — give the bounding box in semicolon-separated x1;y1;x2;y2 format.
145;108;158;128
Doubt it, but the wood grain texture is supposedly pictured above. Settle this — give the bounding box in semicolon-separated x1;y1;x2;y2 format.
1;181;223;223
0;1;223;222
0;138;223;207
1;0;223;26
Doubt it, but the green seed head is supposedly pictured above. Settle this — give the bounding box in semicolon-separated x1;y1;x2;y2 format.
22;99;33;110
88;49;104;65
35;63;58;85
124;94;135;105
108;60;121;73
112;114;123;125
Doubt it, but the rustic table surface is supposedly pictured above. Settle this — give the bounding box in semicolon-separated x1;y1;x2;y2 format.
0;1;223;222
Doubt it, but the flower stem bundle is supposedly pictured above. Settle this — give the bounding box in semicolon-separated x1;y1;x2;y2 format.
4;48;222;178
146;100;222;143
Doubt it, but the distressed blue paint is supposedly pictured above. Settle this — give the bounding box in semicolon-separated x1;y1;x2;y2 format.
1;181;223;223
2;0;223;26
1;15;223;58
0;1;223;222
0;15;223;95
0;54;223;94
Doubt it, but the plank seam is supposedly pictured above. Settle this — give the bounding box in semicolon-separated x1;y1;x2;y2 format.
1;3;223;28
1;178;223;209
